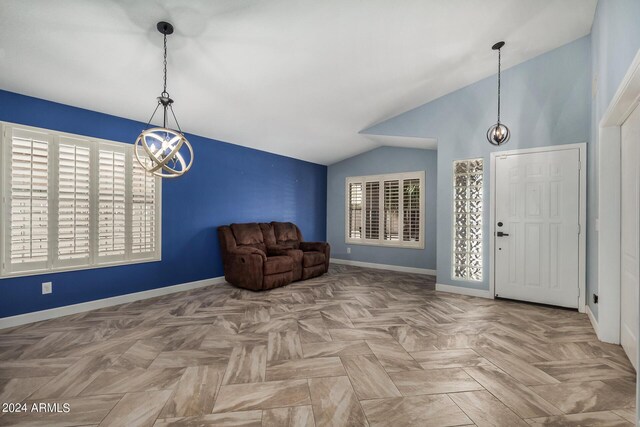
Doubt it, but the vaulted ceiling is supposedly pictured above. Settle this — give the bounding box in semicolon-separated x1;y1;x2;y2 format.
0;0;597;164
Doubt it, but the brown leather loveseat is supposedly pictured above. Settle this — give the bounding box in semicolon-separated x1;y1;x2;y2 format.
218;222;330;291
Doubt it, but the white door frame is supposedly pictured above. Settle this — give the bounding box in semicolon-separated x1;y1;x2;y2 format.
598;48;640;344
489;143;587;312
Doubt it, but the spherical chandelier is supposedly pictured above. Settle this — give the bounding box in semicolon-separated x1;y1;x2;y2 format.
135;21;193;178
487;41;511;146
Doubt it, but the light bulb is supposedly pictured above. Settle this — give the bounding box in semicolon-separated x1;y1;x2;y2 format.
487;123;511;146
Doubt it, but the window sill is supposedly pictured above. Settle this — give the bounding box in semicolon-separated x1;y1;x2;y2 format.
345;239;425;250
0;256;162;279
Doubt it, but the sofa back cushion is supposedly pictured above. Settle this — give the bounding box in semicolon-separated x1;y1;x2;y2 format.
272;222;301;249
230;223;266;252
259;223;277;247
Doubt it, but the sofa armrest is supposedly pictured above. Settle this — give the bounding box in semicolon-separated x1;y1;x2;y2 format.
224;251;265;291
300;241;331;273
299;241;328;253
230;246;267;262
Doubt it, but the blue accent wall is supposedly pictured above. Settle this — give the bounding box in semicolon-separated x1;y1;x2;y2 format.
362;36;591;292
588;0;640;319
0;90;327;318
327;146;437;271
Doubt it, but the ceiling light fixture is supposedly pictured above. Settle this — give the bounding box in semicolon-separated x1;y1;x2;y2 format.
486;41;510;146
135;21;193;178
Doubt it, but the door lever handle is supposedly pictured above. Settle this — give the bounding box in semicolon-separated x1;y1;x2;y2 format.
497;231;510;237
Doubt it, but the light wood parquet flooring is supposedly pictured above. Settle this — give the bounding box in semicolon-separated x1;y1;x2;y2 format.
0;265;635;426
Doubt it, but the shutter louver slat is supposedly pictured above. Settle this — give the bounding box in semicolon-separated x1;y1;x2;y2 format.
57;143;91;261
98;149;126;257
9;136;49;264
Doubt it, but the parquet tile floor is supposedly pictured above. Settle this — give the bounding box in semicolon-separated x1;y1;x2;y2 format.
0;265;635;426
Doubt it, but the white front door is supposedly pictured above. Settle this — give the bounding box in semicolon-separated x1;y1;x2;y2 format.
620;102;640;370
494;148;580;308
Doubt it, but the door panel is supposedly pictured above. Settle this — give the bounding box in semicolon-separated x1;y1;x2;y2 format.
495;149;580;308
621;103;640;370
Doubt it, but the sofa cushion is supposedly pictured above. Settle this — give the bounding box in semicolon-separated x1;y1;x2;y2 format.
264;255;294;275
303;251;325;268
259;223;277;246
231;223;266;252
272;222;300;248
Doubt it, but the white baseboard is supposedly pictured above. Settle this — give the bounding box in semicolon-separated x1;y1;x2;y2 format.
436;283;493;299
586;304;600;339
0;276;226;330
331;258;436;276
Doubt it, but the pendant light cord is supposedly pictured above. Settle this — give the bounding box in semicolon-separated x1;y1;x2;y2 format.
497;48;501;125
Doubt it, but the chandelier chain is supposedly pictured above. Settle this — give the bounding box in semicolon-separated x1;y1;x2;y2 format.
163;33;168;95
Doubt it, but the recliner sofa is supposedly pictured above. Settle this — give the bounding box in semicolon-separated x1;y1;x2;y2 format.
218;222;330;290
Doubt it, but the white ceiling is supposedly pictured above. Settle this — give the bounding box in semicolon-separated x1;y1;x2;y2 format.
0;0;596;165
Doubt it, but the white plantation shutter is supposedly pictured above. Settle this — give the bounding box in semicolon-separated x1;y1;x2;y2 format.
131;156;157;255
383;180;400;241
7;129;50;271
345;172;423;249
1;123;161;277
57;139;91;263
348;182;362;238
402;178;421;242
365;181;380;240
98;148;127;258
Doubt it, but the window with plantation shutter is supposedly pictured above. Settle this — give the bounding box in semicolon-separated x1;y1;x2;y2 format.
1;122;161;278
131;155;157;255
347;182;362;238
403;178;420;242
57;139;91;263
383;180;399;241
98;148;126;258
7;130;50;271
345;171;424;249
364;181;380;240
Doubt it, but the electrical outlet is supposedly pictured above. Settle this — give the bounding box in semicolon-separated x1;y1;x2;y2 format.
346;247;351;254
42;282;52;295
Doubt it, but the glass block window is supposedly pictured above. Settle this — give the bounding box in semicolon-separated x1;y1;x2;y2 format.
453;159;483;281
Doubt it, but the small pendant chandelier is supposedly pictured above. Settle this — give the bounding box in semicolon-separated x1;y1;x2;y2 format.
135;21;194;178
486;41;510;146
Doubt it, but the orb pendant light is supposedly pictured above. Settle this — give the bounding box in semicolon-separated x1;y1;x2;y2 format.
487;41;511;146
135;21;193;178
